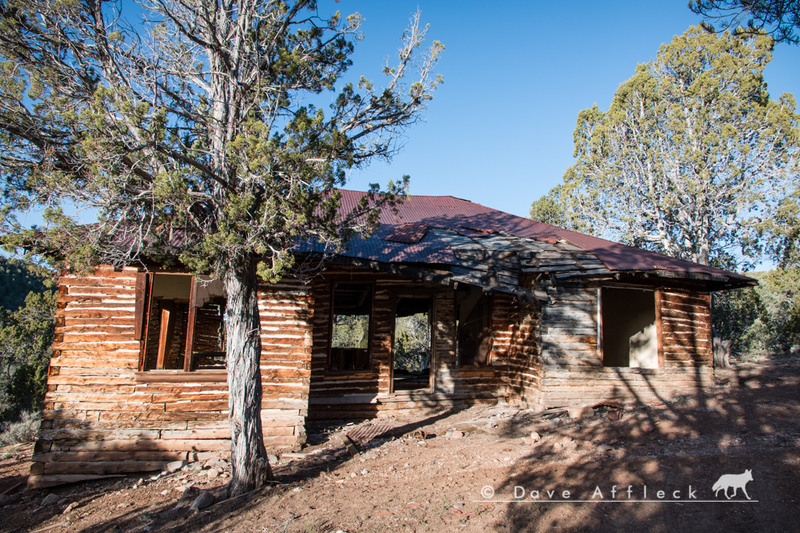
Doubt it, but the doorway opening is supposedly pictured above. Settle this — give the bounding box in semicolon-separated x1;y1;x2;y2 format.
392;296;433;391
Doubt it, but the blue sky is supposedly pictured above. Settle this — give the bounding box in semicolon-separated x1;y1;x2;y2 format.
333;0;800;218
13;1;800;229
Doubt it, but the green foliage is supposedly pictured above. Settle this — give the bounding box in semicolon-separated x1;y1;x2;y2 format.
0;288;56;422
0;256;53;311
0;1;442;281
331;314;369;349
529;184;592;233
393;313;431;373
690;0;800;45
532;26;799;269
0;410;41;446
713;268;800;356
0;257;55;422
767;181;800;268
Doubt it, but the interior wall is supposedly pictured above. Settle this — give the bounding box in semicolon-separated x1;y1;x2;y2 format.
152;273;192;299
601;287;657;369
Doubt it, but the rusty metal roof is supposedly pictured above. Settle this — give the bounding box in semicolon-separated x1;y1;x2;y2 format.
314;189;754;290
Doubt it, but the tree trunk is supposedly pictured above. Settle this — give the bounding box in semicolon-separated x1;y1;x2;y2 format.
224;255;273;497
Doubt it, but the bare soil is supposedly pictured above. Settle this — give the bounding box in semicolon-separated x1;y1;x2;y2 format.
2;360;799;532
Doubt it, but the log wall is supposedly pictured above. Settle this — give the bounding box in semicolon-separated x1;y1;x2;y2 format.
29;266;312;489
31;263;718;487
491;293;542;409
307;265;508;420
540;284;714;407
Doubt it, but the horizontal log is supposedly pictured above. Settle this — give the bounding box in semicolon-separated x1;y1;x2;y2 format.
28;474;123;490
43;460;167;476
49;401;161;412
135;370;227;383
47;376;136;387
33;450;186;463
50;357;139;369
164;400;228;412
55;438;231;453
161;428;231;440
52;342;140;352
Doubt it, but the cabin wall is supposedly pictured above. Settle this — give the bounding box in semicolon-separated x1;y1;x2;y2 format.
307;265;509;420
257;278;314;447
540;283;714;407
490;293;543;409
29;266;311;489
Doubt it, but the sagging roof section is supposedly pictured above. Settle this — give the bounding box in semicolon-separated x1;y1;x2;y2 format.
300;190;755;295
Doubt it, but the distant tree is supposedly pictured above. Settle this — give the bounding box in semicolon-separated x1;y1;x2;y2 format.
529;185;569;229
394;312;431;372
690;0;800;45
0;0;442;496
713;268;800;357
0;289;56;422
532;26;799;268
767;182;800;268
0;257;53;312
0;257;55;422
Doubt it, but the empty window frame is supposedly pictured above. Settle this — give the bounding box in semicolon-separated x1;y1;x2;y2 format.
393;296;433;391
137;273;226;371
329;283;373;371
456;285;492;366
600;287;658;368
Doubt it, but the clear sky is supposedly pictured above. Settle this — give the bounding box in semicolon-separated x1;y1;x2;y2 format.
13;0;800;229
332;0;800;219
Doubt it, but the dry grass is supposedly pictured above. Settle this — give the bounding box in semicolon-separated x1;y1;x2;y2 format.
0;411;40;448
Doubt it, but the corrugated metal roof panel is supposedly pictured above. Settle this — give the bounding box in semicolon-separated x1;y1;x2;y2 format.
329;189;753;286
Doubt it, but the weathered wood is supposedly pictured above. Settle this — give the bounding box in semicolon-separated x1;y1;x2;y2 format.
135;370;227;383
28;474;124;489
31;265;313;489
134;272;148;340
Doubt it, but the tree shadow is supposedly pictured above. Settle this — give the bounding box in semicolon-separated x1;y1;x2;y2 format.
490;360;800;532
27;406;470;533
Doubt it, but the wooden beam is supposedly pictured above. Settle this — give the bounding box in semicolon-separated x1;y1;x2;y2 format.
183;277;198;371
656;289;665;369
138;272;155;372
134;272;148;340
156;308;172;370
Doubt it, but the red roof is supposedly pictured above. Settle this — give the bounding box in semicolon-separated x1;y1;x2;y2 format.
328;189;752;287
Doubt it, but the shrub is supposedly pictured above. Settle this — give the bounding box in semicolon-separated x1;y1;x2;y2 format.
0;410;41;447
713;268;800;358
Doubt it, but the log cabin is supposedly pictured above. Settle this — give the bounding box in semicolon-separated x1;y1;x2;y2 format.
29;190;754;488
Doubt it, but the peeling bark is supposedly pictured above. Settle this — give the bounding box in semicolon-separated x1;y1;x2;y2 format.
224;255;273;497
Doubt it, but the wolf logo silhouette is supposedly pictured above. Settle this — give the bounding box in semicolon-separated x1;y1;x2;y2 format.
712;469;753;500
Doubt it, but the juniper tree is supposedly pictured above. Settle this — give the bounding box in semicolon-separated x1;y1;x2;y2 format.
690;0;800;45
0;0;442;495
530;26;799;269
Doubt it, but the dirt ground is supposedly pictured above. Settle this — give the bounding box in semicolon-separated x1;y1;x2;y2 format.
1;359;799;532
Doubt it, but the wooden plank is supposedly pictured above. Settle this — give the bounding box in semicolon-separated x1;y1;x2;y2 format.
184;277;198;371
140;272;155;371
33;450;186;463
134;271;147;340
156;308;172;369
28;474;123;489
135;370;227;383
43;460;168;476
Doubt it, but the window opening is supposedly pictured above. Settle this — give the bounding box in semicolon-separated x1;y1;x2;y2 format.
141;274;225;371
601;287;657;368
330;283;372;371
